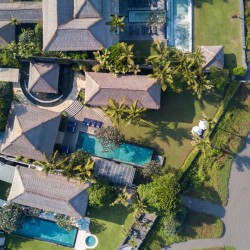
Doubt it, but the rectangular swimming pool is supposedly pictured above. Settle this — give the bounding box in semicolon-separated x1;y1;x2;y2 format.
76;132;153;167
129;10;151;23
15;217;77;247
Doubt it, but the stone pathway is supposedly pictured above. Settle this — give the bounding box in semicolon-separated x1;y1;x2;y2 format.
165;134;250;250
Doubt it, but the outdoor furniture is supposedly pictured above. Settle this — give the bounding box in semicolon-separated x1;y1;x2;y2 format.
129;25;134;35
86;119;92;126
91;120;97;127
152;25;157;34
83;118;88;125
68;121;77;127
135;25;140;35
148;26;152;34
96;121;103;128
144;0;151;7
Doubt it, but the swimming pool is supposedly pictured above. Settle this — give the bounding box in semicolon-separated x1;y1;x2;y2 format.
15;217;77;247
166;0;192;51
76;133;153;167
129;10;151;23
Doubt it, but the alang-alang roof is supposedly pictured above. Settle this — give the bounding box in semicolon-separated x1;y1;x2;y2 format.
1;104;61;162
43;0;113;51
8;166;89;219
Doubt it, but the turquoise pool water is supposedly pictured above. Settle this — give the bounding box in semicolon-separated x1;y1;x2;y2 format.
15;217;77;247
85;235;96;247
129;11;151;23
76;133;153;167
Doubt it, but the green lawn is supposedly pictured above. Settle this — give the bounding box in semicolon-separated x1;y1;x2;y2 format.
184;84;250;205
141;210;224;250
0;180;11;200
193;247;235;250
120;91;221;169
88;205;134;250
5;235;67;250
194;0;242;68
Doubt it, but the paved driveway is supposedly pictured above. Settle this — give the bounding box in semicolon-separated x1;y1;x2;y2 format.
165;134;250;250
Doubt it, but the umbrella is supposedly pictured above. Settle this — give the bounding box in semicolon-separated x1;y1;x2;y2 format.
191;126;203;136
199;120;208;130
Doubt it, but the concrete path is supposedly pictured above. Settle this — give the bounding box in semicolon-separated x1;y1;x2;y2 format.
165;134;250;250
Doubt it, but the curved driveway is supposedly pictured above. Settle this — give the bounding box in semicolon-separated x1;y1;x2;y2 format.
165;135;250;250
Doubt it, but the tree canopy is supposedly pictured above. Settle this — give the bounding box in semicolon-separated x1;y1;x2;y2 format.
137;173;182;217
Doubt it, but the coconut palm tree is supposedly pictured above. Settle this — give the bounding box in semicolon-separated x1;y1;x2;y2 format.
148;61;174;91
202;112;216;131
106;15;126;33
191;134;212;155
147;41;171;64
132;197;147;220
125;100;147;126
74;158;95;183
40;150;69;175
111;186;131;207
104;98;127;127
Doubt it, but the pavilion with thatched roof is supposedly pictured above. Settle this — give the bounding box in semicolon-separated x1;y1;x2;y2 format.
200;45;224;69
1;103;61;162
28;63;60;94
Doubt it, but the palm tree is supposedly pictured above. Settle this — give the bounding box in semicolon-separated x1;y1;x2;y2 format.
125;100;147;126
148;61;174;91
132;197;147;219
104;98;127;127
191;134;212;155
202;112;216;131
147;41;171;64
129;236;137;249
111;186;131;207
40;150;69;175
93;49;110;70
74;158;95;183
106;15;126;33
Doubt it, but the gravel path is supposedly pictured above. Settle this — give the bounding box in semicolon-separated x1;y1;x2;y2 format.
164;134;250;250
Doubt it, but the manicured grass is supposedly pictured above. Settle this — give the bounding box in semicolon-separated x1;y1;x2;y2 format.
140;210;224;250
88;205;134;250
120;91;221;169
184;84;250;205
194;0;242;68
193;247;235;250
5;235;67;250
0;180;11;200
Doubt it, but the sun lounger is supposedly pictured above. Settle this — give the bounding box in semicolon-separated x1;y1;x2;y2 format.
135;25;140;35
96;121;103;128
152;0;157;7
60;146;70;155
141;25;146;34
129;25;134;35
83;118;88;125
86;119;91;126
91;120;97;127
68;121;77;127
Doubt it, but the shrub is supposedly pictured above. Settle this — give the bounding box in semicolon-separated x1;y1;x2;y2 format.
59;112;68;132
232;66;246;77
55;214;75;232
142;160;163;178
88;181;116;207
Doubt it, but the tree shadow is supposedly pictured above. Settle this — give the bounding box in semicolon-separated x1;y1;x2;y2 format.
194;0;213;8
89;218;107;234
224;53;237;69
235;155;250;172
144;121;192;147
87;205;130;225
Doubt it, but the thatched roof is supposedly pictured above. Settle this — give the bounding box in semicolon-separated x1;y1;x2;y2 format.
1;104;61;162
8;166;89;219
0;21;15;46
84;72;161;109
200;45;224;69
0;2;42;23
43;0;112;51
28;63;59;94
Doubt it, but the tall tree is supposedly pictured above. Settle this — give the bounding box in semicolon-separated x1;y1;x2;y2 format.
125;100;147;126
191;134;212;155
104;98;126;127
137;174;182;216
106;15;125;32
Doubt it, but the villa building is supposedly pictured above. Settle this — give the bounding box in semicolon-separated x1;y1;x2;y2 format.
1;104;61;162
84;72;161;109
8;166;89;219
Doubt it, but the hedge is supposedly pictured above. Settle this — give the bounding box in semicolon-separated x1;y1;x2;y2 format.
177;81;242;181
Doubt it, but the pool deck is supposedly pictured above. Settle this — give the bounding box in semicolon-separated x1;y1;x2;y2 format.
62;106;112;152
74;218;91;250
